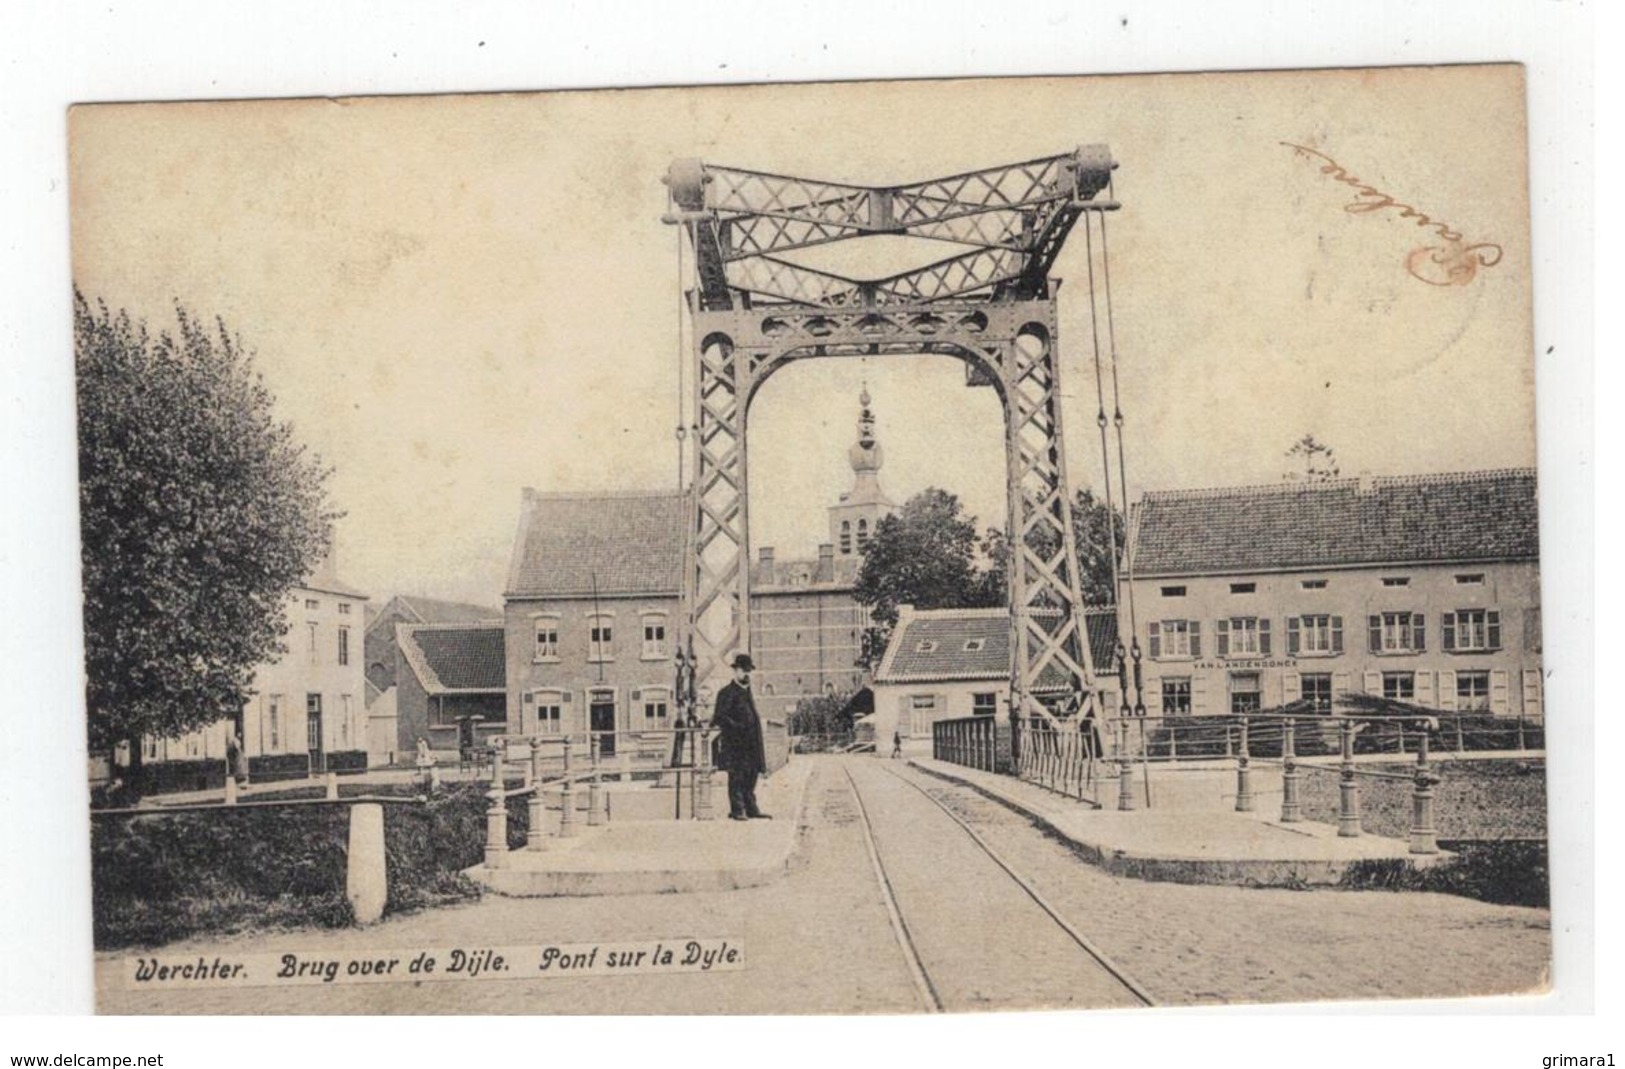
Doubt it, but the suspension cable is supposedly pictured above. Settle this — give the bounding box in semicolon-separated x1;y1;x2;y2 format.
1082;214;1123;627
1099;182;1138;647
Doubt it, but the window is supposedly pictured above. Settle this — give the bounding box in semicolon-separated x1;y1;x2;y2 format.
1230;582;1256;594
1369;612;1425;654
1443;609;1501;652
1301;673;1333;714
308;622;319;664
1382;672;1415;701
305;598;320;610
963;638;985;652
915;640;938;653
1301;579;1328;590
338;626;350;666
533;616;560;661
642;688;671;727
1161;677;1192;716
1381;577;1410;588
588;616;614;662
1149;620;1201;659
338;602;352;615
972;693;997;717
268;695;282;750
530;690;566;734
1217;617;1270;657
1288;614;1343;656
1455;573;1485;585
840;521;852;554
1229;673;1261;715
1456;670;1491;712
1160;585;1187;598
641;614;668;659
857;519;870;551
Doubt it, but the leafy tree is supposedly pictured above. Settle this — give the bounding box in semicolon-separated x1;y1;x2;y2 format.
76;292;338;766
1285;433;1340;482
853;488;999;663
975;488;1126;607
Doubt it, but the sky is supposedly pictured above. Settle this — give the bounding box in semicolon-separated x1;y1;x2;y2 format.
68;68;1535;607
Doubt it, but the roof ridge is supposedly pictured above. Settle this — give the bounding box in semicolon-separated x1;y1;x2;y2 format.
527;488;684;501
399;620;504;633
1140;467;1537;502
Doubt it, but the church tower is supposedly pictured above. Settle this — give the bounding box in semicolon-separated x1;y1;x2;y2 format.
828;385;896;559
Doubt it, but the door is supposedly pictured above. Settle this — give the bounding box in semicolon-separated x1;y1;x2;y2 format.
306;693;324;773
590;696;616;757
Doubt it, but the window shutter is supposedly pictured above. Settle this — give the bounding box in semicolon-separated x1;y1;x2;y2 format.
1287;617;1300;655
1415;671;1436;708
1368;615;1382;653
1362;670;1381;696
1216;619;1230;657
1490;669;1509;714
1191;674;1209;716
1522;669;1543;717
1333;671;1351;705
1331;616;1344;654
1283;671;1302;704
1143;675;1159;713
1488;610;1502;650
1442;612;1456;651
1148;621;1161;660
1439;670;1457;711
1259;618;1272;656
1412;614;1426;652
1190;621;1202;658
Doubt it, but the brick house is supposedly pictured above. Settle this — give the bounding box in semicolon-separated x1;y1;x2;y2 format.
394;622;508;758
1122;469;1543;719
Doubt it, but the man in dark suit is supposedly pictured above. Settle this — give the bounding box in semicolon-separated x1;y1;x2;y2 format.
711;652;769;820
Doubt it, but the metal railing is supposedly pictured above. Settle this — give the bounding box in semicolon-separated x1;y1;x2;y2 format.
931;716;1002;773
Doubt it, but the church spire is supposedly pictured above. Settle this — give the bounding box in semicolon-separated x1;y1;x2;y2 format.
831;384;895;557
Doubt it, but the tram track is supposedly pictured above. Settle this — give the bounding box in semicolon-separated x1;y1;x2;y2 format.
841;758;1156;1012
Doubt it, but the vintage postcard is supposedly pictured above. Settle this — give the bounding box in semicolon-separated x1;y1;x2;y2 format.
71;67;1548;1014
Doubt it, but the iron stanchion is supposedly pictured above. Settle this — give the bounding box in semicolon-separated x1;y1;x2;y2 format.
527;737;546;850
586;734;604;827
1116;720;1135;811
559;737;577;838
484;784;509;869
1235;715;1253;813
695;726;715;821
1280;717;1302;823
1410;724;1440;855
1337;718;1362;838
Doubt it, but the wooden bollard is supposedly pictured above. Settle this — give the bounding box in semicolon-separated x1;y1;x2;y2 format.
1280;718;1302;823
346;802;387;923
325;771;339;800
1410;728;1439;855
484;785;509;869
1234;715;1254;813
1337;719;1362;838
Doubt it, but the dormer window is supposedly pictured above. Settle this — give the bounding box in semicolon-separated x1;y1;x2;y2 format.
964;639;986;653
915;640;938;653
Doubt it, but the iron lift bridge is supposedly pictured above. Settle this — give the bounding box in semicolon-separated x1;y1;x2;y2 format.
663;146;1128;731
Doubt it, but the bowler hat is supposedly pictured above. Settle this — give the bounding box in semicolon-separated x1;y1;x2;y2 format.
731;653;756;671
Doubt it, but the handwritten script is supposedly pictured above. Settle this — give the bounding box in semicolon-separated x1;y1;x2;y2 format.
1282;142;1503;287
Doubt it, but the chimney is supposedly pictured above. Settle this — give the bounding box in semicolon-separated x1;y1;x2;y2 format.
759;546;775;563
816;543;835;583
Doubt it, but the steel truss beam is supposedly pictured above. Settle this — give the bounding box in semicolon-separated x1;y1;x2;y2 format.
667;149;1117;729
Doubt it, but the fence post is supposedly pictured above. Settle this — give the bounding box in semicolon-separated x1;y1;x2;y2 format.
1410;725;1439;855
1517;713;1526;752
326;771;339;801
224;775;238;806
559;736;577;839
1338;718;1361;837
484;783;509;868
490;738;506;786
1454;716;1465;754
1234;715;1253;812
586;734;605;827
1280;717;1301;822
527;738;546;850
1396;720;1406;756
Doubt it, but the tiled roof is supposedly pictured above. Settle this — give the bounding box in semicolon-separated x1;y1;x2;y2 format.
396;595;501;625
1130;469;1538;577
874;606;1118;688
507;490;684;599
397;624;506;694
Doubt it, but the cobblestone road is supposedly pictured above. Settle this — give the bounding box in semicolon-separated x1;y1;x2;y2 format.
96;756;1549;1014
